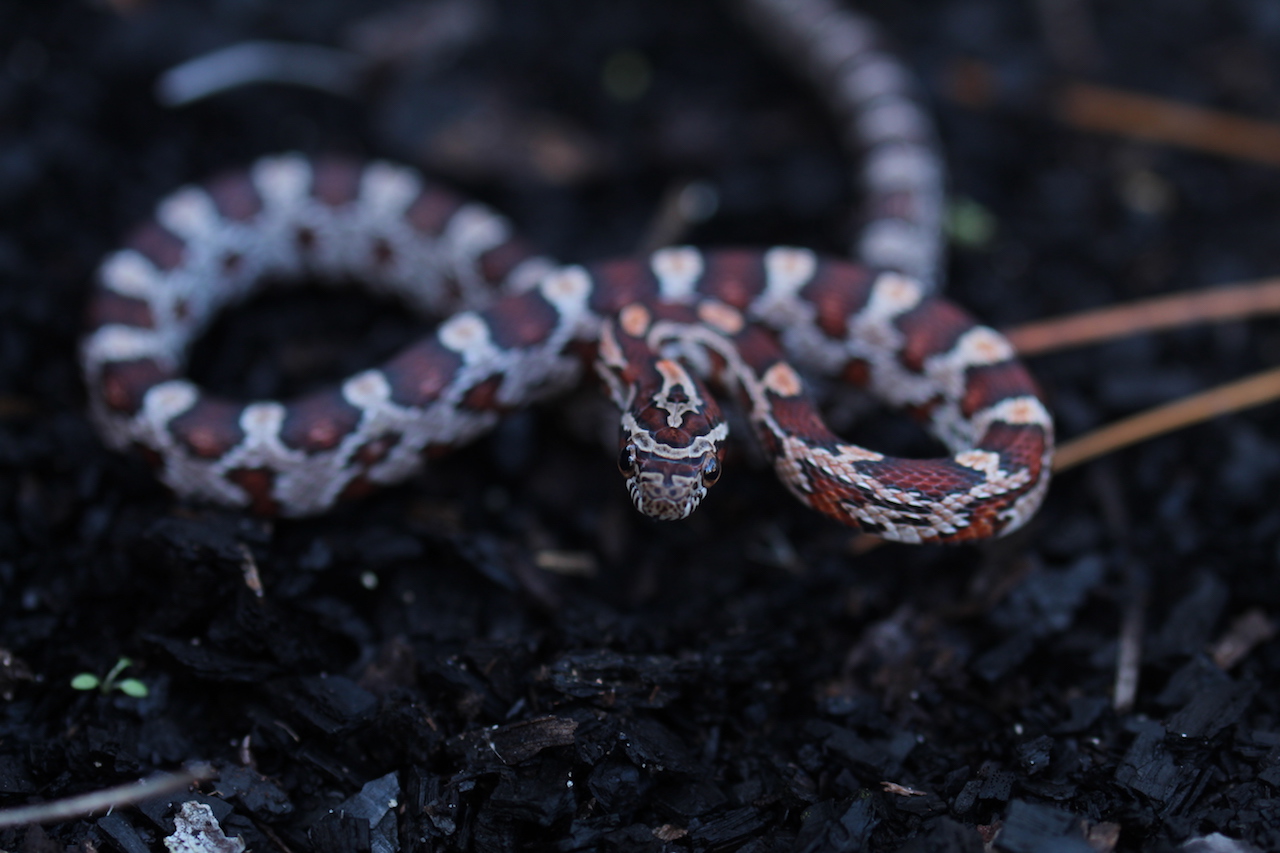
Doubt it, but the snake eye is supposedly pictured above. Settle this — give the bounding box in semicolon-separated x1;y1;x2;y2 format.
618;445;637;475
701;456;722;486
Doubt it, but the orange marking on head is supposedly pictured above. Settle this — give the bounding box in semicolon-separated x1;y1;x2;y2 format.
619;303;651;338
696;300;745;335
762;362;803;397
655;358;693;389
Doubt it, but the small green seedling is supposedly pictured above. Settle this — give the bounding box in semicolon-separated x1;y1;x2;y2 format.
945;196;998;250
71;657;149;698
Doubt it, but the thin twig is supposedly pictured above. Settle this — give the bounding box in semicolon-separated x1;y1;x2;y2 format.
950;58;1280;169
1004;277;1280;356
0;764;214;828
636;180;720;253
156;42;365;106
1211;609;1277;670
1113;560;1147;714
1051;365;1280;473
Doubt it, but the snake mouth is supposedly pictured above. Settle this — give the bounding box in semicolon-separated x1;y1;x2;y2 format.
636;498;695;522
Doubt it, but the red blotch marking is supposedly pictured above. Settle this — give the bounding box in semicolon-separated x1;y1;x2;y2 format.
763;394;832;445
384;340;465;407
868;189;922;221
754;422;783;458
205;171;262;221
721;324;781;375
629;404;670;434
651;392;723;448
801;261;874;339
338;474;378;503
371;238;395;268
487;291;558;349
895;298;973;372
652;426;700;449
961;361;1041;418
858;457;984;499
86;293;154;332
840;359;871;388
169;397;246;459
478;238;536;285
295;226;316;252
406;188;463;235
98;359;174;415
280;389;363;452
461;376;503;412
310;159;363;206
129;441;164;471
585;258;659;314
567;339;597;364
904;399;940;425
953;508;1000;542
353;434;400;466
794;469;860;525
701;346;729;379
699;249;767;308
125;221;187;271
977;421;1050;474
226;468;280;516
645;302;699;325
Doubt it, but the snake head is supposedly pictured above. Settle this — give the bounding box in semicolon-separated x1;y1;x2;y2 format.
614;358;729;521
596;302;730;521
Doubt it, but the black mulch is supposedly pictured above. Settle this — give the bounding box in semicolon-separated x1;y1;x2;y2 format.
4;0;1280;850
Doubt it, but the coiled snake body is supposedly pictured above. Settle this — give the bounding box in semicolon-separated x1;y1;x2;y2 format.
80;3;1053;544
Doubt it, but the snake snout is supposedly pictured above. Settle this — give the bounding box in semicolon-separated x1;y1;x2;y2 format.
629;471;703;521
622;450;724;521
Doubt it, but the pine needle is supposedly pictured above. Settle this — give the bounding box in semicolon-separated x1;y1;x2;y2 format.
1004;277;1280;356
1057;82;1280;167
1051;364;1280;472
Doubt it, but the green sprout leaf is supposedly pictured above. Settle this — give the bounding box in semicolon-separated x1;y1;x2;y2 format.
70;673;101;691
117;678;150;698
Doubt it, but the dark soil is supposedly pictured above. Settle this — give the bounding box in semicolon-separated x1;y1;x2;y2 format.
4;0;1280;851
